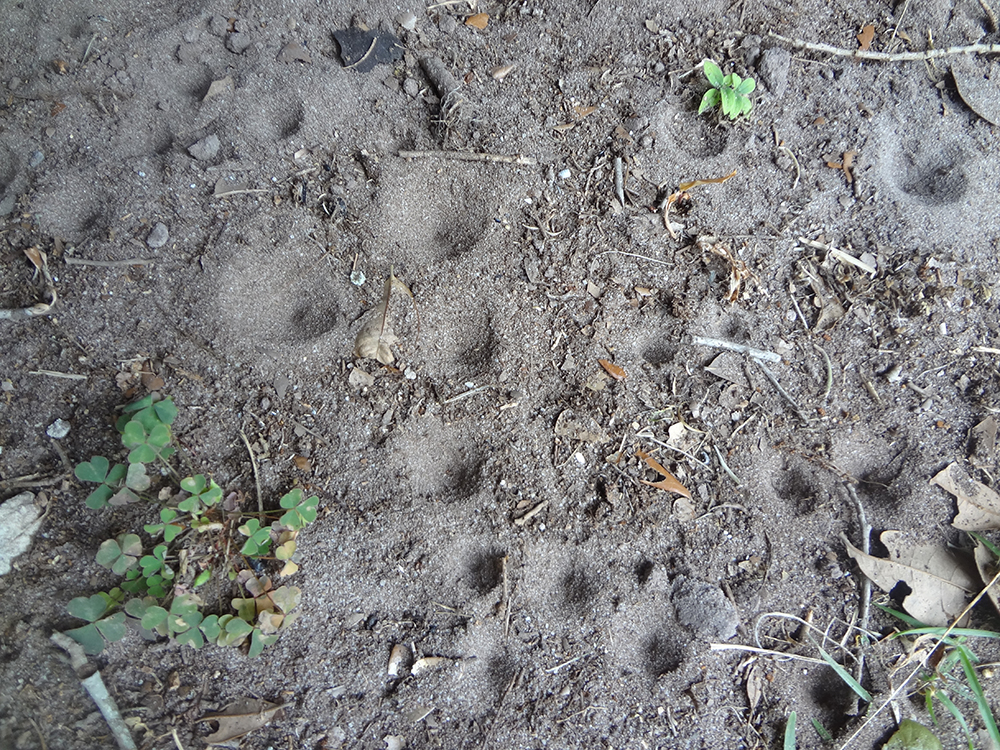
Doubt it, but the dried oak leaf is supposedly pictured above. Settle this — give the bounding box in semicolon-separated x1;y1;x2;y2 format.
857;24;875;51
974;541;1000;617
203;698;286;743
636;449;691;498
598;359;627;380
931;462;1000;531
354;272;414;365
843;530;976;626
465;13;489;30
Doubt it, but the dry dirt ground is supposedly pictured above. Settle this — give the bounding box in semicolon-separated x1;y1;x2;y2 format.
2;0;1000;748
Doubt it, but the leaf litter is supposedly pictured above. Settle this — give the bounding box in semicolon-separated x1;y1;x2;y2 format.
635;449;692;498
842;530;977;626
202;697;287;744
354;270;417;365
931;461;1000;531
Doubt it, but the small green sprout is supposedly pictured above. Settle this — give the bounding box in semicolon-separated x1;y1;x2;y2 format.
279;489;319;530
144;508;184;542
178;474;223;516
74;456;127;510
238;518;273;557
65;591;127;654
95;533;142;575
698;60;756;120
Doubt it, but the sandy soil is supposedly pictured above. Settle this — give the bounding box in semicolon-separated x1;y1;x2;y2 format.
2;0;1000;748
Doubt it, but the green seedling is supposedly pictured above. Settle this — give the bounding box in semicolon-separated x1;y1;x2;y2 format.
178;474;223;516
279;489;319;530
144;507;184;542
65;591;127;654
698;60;756;120
74;456;127;510
95;533;142;575
239;518;273;557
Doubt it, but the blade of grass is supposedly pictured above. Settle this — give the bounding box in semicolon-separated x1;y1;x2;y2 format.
958;645;1000;747
933;689;974;750
784;711;797;750
876;603;926;628
971;531;1000;559
894;626;1000;639
811;717;833;742
817;646;873;703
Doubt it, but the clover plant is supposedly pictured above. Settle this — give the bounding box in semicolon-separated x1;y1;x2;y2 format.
65;394;319;657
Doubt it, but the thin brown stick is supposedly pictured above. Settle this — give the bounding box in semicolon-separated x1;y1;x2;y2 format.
239;429;264;523
769;30;1000;60
28;370;87;380
63;257;156;267
397;149;536;165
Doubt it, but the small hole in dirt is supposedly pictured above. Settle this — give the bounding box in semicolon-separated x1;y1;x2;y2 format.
444;455;483;499
466;549;504;594
487;654;517;697
635;559;654;586
560;565;595;612
642;343;675;366
645;632;683;676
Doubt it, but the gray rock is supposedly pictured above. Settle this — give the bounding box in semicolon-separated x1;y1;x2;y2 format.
403;77;420;97
226;31;252;54
0;194;15;216
758;47;791;98
147;222;169;248
28;151;44;168
187;134;220;161
672;577;739;640
209;15;229;36
0;492;44;576
439;15;457;34
46;418;70;439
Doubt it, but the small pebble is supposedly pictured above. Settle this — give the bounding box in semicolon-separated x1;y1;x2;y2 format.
187;134;220;161
46;419;71;439
557;168;571;180
28;151;44;168
438;15;457;33
395;11;418;31
147;222;169;249
226;31;252;54
402;78;420;97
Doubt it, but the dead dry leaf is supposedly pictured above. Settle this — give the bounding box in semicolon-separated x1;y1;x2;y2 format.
974;541;1000;617
465;13;488;29
354;271;415;365
857;24;875;51
574;104;597;118
598;359;627;380
203;698;286;744
970;416;998;468
636;449;692;498
843;531;976;626
931;462;1000;530
554;409;609;444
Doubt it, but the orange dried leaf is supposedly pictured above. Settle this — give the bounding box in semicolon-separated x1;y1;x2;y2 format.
678;169;737;192
574;104;597;118
842;150;857;183
465;13;489;30
293;455;312;471
635;449;692;498
857;24;875;51
23;246;45;271
598;359;627;380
